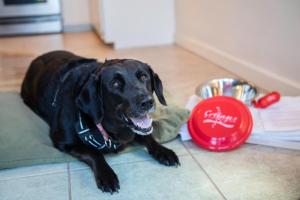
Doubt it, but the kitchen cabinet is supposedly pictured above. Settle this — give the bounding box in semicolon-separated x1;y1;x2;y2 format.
91;0;175;49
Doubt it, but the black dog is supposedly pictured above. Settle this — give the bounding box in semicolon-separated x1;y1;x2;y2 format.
21;51;179;193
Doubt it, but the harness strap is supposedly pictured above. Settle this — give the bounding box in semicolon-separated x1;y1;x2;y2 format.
76;112;121;151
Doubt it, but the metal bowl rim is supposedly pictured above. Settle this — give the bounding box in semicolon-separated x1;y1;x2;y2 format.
195;77;258;98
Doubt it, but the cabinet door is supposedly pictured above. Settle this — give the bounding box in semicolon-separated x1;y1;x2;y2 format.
91;0;175;48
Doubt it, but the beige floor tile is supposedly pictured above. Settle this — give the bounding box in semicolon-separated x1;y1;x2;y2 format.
184;142;300;200
70;156;225;200
0;164;68;200
0;174;69;200
69;138;189;171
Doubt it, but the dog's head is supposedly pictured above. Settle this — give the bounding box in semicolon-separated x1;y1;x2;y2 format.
76;59;166;142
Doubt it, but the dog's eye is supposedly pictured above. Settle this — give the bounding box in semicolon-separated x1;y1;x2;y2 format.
112;80;122;89
139;74;148;82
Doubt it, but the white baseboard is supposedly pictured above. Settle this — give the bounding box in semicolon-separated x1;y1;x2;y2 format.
63;24;92;33
175;34;300;96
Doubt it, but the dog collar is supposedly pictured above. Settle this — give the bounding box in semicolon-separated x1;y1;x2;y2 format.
76;112;121;152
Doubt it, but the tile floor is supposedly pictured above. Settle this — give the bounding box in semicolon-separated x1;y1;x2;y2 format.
0;32;299;200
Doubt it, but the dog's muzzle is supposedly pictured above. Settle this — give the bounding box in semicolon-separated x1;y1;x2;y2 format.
128;114;153;135
121;107;154;136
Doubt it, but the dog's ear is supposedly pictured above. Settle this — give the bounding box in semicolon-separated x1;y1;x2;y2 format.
76;74;103;124
148;66;167;106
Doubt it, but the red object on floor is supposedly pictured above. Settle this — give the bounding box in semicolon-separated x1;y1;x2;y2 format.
188;96;253;152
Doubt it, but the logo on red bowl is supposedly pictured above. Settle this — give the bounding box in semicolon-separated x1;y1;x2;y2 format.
202;106;238;129
188;96;253;151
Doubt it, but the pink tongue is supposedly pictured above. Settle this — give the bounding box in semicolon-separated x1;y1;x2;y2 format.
130;114;152;129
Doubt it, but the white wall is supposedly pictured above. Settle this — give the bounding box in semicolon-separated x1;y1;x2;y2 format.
175;0;300;95
61;0;92;32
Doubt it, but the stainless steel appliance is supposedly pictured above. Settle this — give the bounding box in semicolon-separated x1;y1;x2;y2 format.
0;0;62;36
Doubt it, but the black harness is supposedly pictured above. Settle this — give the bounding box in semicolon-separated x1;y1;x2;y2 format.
75;112;121;152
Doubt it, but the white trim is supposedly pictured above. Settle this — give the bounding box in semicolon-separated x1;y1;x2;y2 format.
175;34;300;96
78;129;90;134
78;112;83;129
63;24;92;32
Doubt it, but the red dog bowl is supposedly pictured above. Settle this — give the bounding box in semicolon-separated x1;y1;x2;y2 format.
188;96;253;151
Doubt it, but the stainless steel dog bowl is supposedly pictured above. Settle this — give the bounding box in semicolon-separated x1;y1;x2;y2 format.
196;78;257;105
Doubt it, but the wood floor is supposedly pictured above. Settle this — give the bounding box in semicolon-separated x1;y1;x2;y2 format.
0;31;234;106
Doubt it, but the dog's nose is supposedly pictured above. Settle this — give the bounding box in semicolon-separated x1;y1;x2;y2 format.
140;96;154;110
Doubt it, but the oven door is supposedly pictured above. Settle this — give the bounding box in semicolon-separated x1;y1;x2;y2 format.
0;0;60;17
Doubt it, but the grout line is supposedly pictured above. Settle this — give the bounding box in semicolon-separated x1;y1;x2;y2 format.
109;153;191;167
67;162;72;200
182;142;228;200
0;170;67;181
68;154;191;172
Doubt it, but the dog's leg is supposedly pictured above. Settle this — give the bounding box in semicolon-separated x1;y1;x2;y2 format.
135;134;180;166
48;103;119;193
66;144;120;193
50;122;119;193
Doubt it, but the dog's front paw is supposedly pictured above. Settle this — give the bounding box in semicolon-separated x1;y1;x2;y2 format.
149;145;180;166
95;166;120;194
